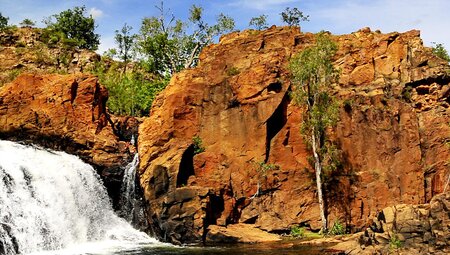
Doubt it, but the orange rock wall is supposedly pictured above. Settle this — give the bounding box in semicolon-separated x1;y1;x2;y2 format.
0;73;134;202
138;27;450;243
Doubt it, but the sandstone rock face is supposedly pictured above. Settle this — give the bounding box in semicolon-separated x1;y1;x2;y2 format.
138;26;450;243
348;192;450;254
0;73;134;202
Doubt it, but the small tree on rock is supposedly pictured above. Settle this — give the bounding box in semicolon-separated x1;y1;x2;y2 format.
20;19;35;27
0;13;9;31
289;32;340;233
249;15;268;30
137;1;235;75
114;23;136;72
45;6;100;50
431;42;450;62
281;7;309;27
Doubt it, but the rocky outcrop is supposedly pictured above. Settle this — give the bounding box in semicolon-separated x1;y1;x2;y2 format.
0;27;99;86
331;192;450;254
0;73;134;202
138;26;450;244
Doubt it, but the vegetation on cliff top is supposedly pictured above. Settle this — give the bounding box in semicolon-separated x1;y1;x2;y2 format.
43;6;100;50
1;3;318;116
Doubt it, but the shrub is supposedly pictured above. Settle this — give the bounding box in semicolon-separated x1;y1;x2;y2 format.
0;12;9;31
44;6;100;50
328;219;345;235
431;42;450;62
280;7;309;27
192;136;205;154
0;69;22;87
249;15;268;30
290;225;305;238
19;19;35;27
402;86;413;102
226;66;240;76
92;59;168;116
389;234;402;250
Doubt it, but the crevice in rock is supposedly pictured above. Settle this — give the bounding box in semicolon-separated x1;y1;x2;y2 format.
176;145;195;187
417;115;430;203
205;193;225;225
282;129;290;146
386;33;399;47
241;215;257;224
70;80;78;104
405;74;450;88
267;82;282;93
417;60;428;67
265;93;289;162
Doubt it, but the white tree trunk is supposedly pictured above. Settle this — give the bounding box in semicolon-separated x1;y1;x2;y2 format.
311;126;327;232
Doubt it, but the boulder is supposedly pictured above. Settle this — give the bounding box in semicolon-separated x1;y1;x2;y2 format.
206;224;281;243
340;192;450;254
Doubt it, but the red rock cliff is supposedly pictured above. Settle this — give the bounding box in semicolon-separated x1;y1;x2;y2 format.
0;73;134;202
137;26;450;243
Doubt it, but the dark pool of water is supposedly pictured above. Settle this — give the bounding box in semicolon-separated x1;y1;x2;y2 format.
106;241;339;255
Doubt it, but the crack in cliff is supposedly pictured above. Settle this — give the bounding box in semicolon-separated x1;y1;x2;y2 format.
405;74;450;88
176;145;195;187
265;93;289;162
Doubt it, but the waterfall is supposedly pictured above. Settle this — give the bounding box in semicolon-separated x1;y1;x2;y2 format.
0;140;161;255
119;153;140;223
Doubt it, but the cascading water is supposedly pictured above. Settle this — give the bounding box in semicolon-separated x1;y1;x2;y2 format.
0;140;163;255
119;153;141;223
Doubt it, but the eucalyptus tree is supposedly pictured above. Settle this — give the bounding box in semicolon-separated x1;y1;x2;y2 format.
281;7;309;26
289;32;340;232
137;1;235;75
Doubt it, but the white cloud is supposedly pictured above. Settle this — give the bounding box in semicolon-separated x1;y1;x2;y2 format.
229;0;299;11
89;7;104;19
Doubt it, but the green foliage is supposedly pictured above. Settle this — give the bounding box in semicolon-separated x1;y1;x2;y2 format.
290;32;340;140
281;7;309;27
114;23;136;67
0;68;22;87
255;161;279;177
249;15;268;30
39;28;64;47
290;225;305;238
328;219;345;235
94;61;168;116
0;12;8;31
137;1;235;75
431;42;450;62
192;136;205;154
226;66;240;76
34;44;55;65
389;234;402;250
402;86;413;102
20;19;35;27
289;32;340;231
44;6;100;50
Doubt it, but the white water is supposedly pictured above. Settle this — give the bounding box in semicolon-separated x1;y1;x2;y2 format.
120;154;139;222
0;140;164;255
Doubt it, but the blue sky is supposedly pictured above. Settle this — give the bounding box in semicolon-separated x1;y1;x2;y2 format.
1;0;450;54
